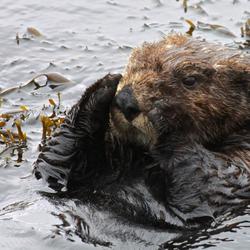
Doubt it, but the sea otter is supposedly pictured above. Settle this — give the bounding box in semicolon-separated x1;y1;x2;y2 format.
34;34;250;229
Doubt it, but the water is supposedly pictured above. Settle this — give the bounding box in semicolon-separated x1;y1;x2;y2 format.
0;0;250;249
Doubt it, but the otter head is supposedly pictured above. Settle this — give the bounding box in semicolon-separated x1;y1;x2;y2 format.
111;34;250;148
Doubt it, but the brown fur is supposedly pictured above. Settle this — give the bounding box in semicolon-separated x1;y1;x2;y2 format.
34;35;250;232
111;34;250;152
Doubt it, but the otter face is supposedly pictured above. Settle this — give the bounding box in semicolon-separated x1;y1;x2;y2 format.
111;35;250;147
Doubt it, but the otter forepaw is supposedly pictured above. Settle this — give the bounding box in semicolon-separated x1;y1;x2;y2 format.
34;73;122;191
71;73;122;132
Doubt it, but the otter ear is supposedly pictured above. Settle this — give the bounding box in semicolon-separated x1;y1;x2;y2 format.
216;61;250;93
230;67;250;94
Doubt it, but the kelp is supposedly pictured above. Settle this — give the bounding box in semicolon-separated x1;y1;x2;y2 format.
16;32;20;45
40;115;64;145
183;0;188;13
27;27;43;37
185;19;196;36
0;107;28;146
0;117;27;165
0;89;66;164
179;1;236;38
15;120;27;143
15;27;43;45
188;4;207;16
37;95;65;151
0;72;72;97
240;19;250;49
197;21;236;38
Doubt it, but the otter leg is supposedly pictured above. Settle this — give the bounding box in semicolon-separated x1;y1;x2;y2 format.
34;74;122;191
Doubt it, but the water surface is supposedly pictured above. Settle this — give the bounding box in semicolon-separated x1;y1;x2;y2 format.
0;0;250;249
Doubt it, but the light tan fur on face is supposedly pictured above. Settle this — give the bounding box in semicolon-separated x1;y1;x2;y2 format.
110;107;157;147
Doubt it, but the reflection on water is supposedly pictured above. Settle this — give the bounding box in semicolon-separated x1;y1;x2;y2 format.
0;0;250;249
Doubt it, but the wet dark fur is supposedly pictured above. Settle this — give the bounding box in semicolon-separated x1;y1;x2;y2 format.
34;35;250;245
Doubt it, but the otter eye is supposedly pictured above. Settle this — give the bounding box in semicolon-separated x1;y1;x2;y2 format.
182;76;197;87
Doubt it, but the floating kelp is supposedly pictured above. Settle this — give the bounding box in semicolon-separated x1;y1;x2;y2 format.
0;109;28;118
183;0;188;13
0;113;27;146
35;94;66;150
0;118;27;165
197;21;236;38
0;72;72;97
0;95;58;160
27;27;43;37
16;32;20;45
189;4;207;16
0;130;19;141
20;105;29;112
185;20;236;38
40;115;54;142
239;19;250;49
0;121;6;127
246;19;250;37
185;19;196;36
27;72;72;90
0;92;66;164
15;120;27;143
40;97;65;144
15;27;43;45
48;98;56;107
241;19;250;38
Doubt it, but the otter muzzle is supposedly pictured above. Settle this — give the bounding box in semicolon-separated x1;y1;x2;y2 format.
114;85;140;121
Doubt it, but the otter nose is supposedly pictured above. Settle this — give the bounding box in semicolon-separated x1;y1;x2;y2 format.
114;85;140;121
